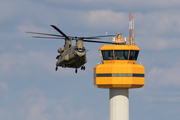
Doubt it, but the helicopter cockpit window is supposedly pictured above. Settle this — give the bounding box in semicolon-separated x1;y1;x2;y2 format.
75;47;85;52
101;50;113;60
129;50;139;60
114;50;129;60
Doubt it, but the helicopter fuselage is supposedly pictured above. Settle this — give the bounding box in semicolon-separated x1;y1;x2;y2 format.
56;45;87;68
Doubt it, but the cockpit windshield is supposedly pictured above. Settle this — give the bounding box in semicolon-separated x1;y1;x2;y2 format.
75;47;85;52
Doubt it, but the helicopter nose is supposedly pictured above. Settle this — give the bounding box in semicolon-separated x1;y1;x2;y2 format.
76;52;85;57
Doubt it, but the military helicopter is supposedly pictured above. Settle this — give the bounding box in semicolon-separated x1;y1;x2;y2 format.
26;25;124;73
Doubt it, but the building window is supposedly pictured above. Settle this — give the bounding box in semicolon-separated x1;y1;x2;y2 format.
96;74;112;77
101;50;113;60
129;50;139;60
113;73;132;77
133;74;144;77
114;50;129;60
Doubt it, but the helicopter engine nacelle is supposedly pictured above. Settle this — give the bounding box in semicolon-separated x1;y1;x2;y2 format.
58;47;64;53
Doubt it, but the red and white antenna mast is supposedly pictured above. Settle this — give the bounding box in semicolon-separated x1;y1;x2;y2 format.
129;13;134;45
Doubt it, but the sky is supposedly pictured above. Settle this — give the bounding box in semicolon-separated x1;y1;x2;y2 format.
0;0;180;120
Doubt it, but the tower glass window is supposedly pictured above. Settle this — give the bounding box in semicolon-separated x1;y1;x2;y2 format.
101;50;113;60
129;50;139;60
114;50;129;60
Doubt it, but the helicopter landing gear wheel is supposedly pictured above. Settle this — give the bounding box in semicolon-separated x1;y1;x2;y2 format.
55;66;58;71
56;55;60;59
75;69;78;73
81;66;85;70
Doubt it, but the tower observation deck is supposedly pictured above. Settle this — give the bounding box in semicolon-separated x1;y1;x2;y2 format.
93;13;145;120
94;44;145;88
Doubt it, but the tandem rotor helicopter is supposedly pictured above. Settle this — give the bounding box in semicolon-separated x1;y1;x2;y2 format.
26;25;125;73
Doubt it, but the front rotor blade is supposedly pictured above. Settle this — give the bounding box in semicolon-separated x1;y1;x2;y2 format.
26;31;64;37
32;36;65;39
51;25;69;40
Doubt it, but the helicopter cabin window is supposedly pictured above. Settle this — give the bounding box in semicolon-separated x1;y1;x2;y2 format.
114;50;129;60
129;50;139;60
101;50;113;60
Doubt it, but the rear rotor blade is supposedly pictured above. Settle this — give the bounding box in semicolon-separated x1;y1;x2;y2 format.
77;37;101;40
51;25;69;40
90;35;116;38
82;39;124;45
77;35;116;40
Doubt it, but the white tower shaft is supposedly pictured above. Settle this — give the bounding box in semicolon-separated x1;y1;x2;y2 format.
109;88;129;120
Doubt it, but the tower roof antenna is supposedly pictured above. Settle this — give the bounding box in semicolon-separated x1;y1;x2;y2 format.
129;13;134;45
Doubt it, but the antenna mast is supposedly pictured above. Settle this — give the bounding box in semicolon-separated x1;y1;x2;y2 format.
129;13;134;45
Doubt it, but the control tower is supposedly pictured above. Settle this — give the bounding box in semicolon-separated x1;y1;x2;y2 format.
93;13;145;120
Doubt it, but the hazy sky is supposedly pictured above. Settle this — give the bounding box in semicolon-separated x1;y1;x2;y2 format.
1;0;180;120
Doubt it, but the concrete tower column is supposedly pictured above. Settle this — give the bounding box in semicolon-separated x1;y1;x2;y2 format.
109;88;129;120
